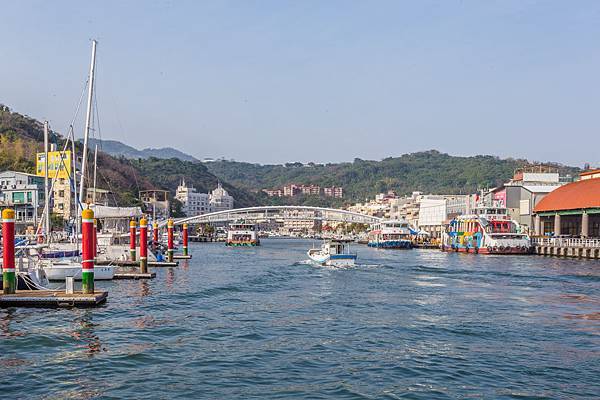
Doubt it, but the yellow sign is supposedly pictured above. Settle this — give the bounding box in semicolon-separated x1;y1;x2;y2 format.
36;150;72;179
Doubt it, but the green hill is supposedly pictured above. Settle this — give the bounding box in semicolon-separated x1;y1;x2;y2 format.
206;152;580;206
0;104;257;209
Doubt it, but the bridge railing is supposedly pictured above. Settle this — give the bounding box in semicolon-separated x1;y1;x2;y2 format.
532;237;600;248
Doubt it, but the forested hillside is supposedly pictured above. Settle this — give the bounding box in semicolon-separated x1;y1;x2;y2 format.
206;151;580;204
0;104;257;208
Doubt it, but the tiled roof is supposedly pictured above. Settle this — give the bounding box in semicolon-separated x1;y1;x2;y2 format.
534;178;600;212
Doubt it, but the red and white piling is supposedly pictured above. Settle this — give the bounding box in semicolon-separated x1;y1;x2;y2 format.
182;223;189;256
167;218;174;262
139;217;148;273
81;208;95;294
2;209;16;294
129;219;137;261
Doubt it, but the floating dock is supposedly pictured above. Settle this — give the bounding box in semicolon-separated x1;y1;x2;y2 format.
113;272;156;280
0;290;108;308
95;260;179;267
173;254;192;260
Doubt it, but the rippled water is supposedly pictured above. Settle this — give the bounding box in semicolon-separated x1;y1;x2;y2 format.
1;239;599;399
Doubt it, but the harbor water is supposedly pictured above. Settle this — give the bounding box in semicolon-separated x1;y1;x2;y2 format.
1;239;599;399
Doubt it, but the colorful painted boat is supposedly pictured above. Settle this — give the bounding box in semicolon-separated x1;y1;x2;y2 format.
441;206;531;254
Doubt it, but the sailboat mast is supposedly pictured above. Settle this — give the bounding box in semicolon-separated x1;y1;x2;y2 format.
78;39;97;206
93;143;98;204
43;121;51;242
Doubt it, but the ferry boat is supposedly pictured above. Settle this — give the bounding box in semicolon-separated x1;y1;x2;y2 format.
226;222;260;246
307;240;357;267
441;206;530;254
368;220;413;249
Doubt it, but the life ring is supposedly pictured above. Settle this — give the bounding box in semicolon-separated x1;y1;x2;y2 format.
506;246;512;252
493;246;498;252
487;246;493;253
498;246;505;252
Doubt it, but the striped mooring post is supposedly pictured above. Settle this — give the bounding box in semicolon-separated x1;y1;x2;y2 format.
139;217;148;273
2;208;16;294
129;218;137;261
93;218;98;259
152;221;158;251
182;223;189;256
167;218;174;262
82;208;95;294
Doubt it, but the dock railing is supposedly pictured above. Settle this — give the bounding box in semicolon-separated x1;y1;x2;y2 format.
532;237;600;248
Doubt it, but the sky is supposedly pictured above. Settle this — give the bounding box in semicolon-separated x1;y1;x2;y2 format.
1;0;599;166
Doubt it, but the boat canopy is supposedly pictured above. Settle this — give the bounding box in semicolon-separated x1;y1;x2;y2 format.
90;205;143;219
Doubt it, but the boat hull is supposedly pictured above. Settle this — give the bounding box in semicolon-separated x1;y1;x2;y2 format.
368;240;412;249
226;241;260;247
307;251;357;267
44;264;115;281
441;245;530;255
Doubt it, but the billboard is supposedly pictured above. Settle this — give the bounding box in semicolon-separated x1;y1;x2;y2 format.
36;150;72;179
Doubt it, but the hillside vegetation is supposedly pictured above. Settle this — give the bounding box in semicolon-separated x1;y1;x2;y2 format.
206;152;580;205
0;104;256;208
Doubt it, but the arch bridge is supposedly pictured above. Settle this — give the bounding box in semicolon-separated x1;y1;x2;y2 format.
170;206;382;226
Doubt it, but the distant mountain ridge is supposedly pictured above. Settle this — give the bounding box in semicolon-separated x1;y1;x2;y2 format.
89;138;199;162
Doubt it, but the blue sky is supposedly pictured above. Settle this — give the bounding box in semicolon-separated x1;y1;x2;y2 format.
1;1;599;166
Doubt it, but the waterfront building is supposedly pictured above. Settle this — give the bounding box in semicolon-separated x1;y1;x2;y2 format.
417;195;468;238
209;182;234;213
533;169;600;237
86;187;112;207
52;178;75;219
0;171;45;226
487;167;565;234
36;149;76;220
140;190;170;219
175;179;210;217
281;209;321;234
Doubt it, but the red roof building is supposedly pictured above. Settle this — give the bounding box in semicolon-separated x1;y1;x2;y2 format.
533;169;600;237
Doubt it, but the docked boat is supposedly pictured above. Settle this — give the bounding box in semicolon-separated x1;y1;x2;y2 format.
40;259;115;281
368;220;413;249
226;222;260;246
441;206;531;254
307;240;357;267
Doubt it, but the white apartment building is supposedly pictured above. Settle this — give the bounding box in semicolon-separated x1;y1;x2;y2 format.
209;182;234;213
175;180;210;217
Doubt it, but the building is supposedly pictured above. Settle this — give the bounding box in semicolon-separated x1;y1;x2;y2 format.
263;189;283;197
209;182;234;213
36;149;76;220
281;210;321;233
0;171;45;226
324;186;343;198
53;178;75;219
175;180;210;217
86;187;112;207
533;169;600;237
283;184;301;197
487;167;565;233
140;190;170;219
416;195;468;238
301;184;321;195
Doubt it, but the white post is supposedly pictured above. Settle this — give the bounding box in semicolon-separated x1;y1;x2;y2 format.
43;121;51;242
78;39;97;206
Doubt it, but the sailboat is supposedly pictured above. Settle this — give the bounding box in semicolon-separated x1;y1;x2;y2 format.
41;40;115;281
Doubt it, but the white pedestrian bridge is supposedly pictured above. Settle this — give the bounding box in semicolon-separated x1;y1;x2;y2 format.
168;206;382;226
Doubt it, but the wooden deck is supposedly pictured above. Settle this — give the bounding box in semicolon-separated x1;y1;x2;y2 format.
173;254;192;259
0;290;108;308
95;260;179;267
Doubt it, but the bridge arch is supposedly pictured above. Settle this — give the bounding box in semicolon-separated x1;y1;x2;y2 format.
167;206;381;226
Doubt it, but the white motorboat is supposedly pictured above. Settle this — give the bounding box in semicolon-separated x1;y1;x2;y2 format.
307;240;357;267
40;259;115;281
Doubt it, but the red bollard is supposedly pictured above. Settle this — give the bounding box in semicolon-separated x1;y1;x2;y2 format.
2;209;16;294
129;219;137;261
139;217;148;273
167;218;174;262
152;221;158;250
81;208;95;294
182;223;189;256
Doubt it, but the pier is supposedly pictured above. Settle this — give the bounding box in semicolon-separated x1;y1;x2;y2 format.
0;290;107;307
533;237;600;259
